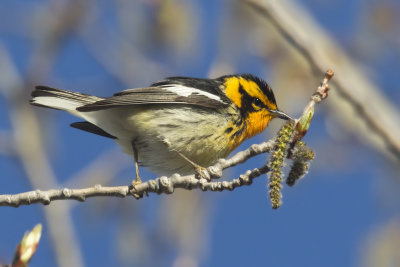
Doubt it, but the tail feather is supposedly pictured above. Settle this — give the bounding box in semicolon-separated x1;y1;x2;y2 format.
30;86;103;117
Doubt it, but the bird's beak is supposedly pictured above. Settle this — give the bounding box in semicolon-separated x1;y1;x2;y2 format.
268;109;293;121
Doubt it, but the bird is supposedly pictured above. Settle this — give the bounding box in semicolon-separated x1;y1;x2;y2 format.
30;74;291;184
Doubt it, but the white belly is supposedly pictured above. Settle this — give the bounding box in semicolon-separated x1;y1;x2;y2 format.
81;106;233;176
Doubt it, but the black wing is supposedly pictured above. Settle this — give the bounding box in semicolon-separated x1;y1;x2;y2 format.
70;121;117;139
77;79;230;112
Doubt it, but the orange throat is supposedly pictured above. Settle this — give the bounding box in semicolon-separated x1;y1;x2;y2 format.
228;113;273;151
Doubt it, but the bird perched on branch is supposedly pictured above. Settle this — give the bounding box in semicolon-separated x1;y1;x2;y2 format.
30;74;291;184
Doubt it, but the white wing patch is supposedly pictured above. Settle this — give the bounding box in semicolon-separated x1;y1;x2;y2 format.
162;84;225;103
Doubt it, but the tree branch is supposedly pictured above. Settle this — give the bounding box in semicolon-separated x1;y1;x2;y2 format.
0;142;274;207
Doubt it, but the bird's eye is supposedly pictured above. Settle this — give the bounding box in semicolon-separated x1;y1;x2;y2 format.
252;98;263;107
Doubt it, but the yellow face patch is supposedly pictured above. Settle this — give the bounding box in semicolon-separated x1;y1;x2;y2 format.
223;76;277;111
224;77;242;108
223;75;280;151
239;78;266;103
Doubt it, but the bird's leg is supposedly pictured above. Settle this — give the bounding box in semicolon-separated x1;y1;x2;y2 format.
175;151;209;180
130;141;148;198
162;139;209;180
131;141;142;185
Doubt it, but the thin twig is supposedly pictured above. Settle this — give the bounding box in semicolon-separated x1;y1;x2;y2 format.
310;69;334;105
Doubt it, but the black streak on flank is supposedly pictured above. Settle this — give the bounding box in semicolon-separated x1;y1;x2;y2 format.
199;133;213;139
229;111;243;127
225;127;233;134
159;124;179;128
230;122;246;140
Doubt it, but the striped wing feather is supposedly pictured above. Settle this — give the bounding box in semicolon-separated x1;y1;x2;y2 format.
77;86;229;112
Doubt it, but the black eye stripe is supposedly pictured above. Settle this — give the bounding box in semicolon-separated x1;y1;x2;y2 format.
252;97;266;108
238;84;267;116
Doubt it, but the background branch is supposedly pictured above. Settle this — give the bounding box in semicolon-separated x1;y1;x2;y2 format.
246;0;400;162
0;2;86;266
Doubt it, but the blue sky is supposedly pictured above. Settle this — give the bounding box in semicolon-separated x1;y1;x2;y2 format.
1;1;400;266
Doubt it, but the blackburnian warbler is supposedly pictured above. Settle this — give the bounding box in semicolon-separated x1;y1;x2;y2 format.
30;74;291;183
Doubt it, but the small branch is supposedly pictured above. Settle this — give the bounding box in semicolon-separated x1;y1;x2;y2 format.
310;68;334;105
294;69;334;140
1;186;130;207
200;140;275;180
0;142;274;207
